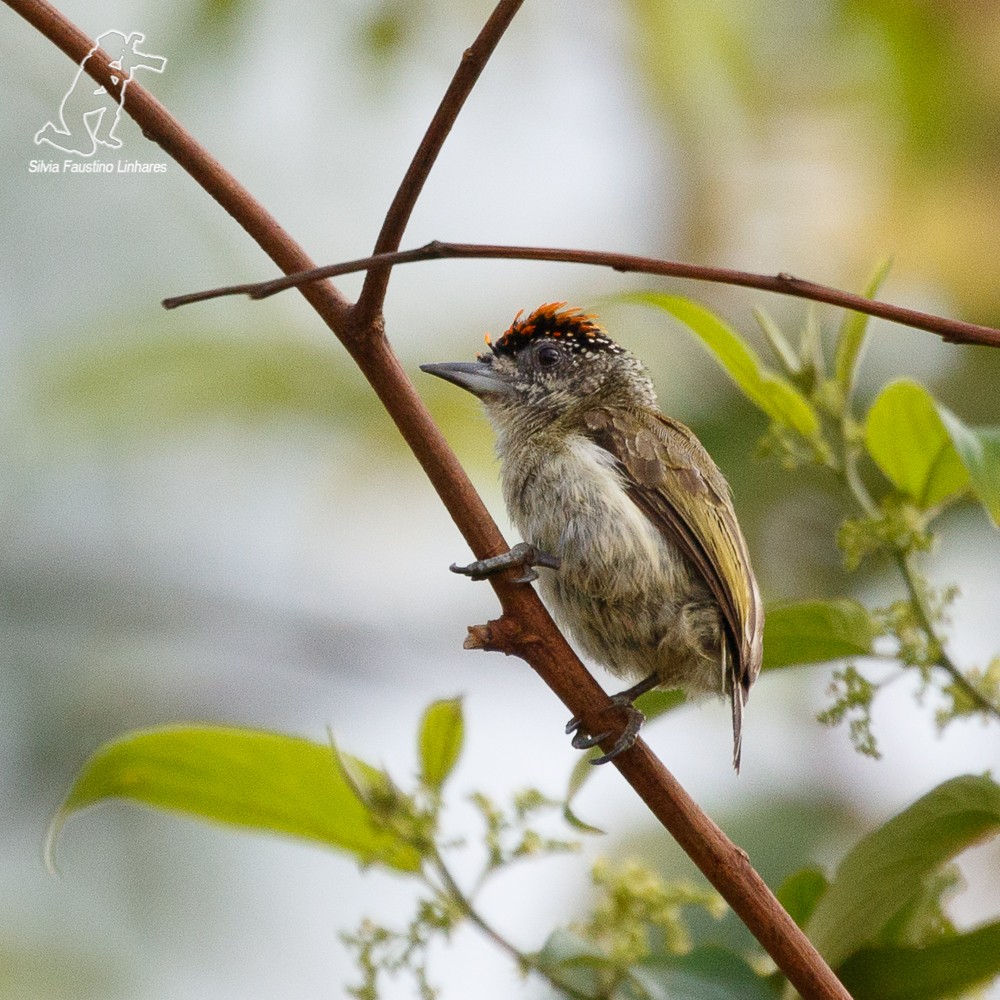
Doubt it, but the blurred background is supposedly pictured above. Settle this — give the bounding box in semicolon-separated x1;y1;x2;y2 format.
2;0;999;997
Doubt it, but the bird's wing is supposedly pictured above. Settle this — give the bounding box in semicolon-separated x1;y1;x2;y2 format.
583;407;764;705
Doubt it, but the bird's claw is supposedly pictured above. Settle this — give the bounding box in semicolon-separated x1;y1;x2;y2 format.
565;716;613;750
450;542;560;583
566;699;646;765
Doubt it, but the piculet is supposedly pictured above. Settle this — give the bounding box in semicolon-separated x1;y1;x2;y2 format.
421;303;763;770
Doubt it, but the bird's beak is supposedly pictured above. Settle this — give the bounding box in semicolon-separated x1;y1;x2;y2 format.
419;360;512;399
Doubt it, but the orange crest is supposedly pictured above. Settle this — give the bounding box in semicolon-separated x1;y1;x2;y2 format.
483;303;620;358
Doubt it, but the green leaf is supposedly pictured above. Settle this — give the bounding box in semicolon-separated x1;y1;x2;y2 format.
563;753;607;835
806;774;1000;967
775;867;829;929
762;600;879;670
329;737;402;820
632;947;776;1000
562;690;687;832
417;697;464;791
837;920;1000;1000
834;258;893;401
866;380;1000;522
48;726;423;872
865;380;970;509
627;293;821;439
936;407;1000;525
881;861;962;946
638;688;689;720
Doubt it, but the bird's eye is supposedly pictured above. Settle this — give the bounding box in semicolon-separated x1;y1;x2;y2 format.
536;342;561;367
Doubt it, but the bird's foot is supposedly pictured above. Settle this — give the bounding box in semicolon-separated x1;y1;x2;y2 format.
565;694;646;766
566;673;661;765
450;542;560;584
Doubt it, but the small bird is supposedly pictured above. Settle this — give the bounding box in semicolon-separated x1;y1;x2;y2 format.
421;303;763;769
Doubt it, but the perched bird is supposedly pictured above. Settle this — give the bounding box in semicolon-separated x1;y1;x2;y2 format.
421;303;763;769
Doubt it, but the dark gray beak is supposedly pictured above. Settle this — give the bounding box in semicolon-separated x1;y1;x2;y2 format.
419;360;511;399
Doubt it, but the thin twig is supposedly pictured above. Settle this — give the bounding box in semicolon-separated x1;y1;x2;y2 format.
353;0;527;328
429;852;555;991
428;849;597;1000
895;552;1000;720
163;241;1000;349
11;4;852;997
428;851;524;966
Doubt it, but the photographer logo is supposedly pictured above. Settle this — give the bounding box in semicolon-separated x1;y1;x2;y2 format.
31;29;168;175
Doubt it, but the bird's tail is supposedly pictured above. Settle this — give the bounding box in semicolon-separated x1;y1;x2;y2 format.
726;641;748;772
731;679;744;772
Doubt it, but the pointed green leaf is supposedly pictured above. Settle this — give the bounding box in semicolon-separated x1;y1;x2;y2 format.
417;697;464;791
562;753;607;834
563;776;607;836
807;774;1000;967
763;600;879;670
865;380;970;508
48;726;423;872
834;258;893;401
838;921;1000;1000
627;292;821;439
936;407;1000;525
329;737;403;822
775;867;829;929
875;864;961;950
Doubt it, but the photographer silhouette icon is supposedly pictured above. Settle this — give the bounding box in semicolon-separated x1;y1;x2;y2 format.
35;30;166;157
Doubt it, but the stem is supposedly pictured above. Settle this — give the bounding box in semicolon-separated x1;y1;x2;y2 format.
354;1;526;328
162;241;1000;350
430;853;524;964
842;456;875;517
838;408;878;517
895;551;1000;720
428;851;596;1000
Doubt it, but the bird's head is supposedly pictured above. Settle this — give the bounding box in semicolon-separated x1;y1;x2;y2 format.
421;303;656;432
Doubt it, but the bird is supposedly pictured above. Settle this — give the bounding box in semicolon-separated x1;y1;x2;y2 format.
420;302;763;769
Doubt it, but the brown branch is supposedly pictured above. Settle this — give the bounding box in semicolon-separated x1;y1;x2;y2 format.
353;0;526;328
10;2;852;997
163;242;1000;350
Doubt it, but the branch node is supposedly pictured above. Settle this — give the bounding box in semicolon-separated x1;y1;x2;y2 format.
463;616;532;655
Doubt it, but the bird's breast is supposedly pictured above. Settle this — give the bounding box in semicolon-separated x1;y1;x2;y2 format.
498;431;719;685
501;434;690;599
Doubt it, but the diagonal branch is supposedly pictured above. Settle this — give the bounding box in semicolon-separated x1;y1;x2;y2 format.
354;0;526;327
163;241;1000;350
10;3;852;997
